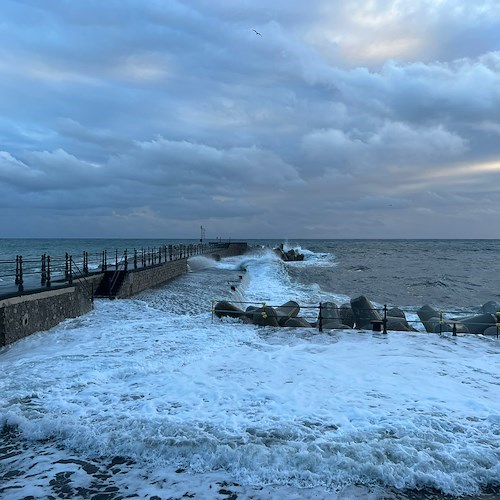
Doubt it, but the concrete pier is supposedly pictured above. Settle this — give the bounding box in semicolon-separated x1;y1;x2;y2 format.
0;242;248;347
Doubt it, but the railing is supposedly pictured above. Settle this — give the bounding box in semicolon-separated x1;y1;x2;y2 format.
0;241;228;298
211;300;500;338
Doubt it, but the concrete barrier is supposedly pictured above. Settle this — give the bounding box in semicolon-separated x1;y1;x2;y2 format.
0;275;100;347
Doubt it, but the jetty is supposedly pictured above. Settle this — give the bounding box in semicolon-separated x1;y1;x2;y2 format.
0;241;248;347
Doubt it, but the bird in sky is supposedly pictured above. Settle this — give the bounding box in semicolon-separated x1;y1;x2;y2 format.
253;29;262;36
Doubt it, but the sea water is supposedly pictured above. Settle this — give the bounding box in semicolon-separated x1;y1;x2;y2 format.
1;239;499;499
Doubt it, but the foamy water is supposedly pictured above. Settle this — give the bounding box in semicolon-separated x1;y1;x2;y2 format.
1;247;499;499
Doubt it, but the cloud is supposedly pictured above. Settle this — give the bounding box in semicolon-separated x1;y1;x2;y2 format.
0;1;499;237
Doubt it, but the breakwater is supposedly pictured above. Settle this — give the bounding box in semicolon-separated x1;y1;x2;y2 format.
0;241;248;346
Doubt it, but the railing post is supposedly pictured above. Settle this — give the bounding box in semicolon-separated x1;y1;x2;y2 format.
17;256;24;293
115;249;119;269
65;253;69;280
41;254;46;286
134;248;138;270
46;256;51;288
124;249;128;271
383;304;388;334
68;256;73;285
83;251;89;274
318;302;323;332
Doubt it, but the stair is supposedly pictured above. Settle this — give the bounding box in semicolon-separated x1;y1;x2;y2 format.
94;270;127;298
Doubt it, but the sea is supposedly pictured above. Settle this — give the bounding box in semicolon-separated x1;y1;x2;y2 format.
0;238;499;499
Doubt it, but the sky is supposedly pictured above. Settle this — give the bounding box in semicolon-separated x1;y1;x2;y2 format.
1;0;500;239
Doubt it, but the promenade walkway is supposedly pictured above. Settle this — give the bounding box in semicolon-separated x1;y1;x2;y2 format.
0;241;235;301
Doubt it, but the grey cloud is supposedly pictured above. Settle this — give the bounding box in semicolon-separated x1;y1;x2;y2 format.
0;1;499;238
301;122;467;174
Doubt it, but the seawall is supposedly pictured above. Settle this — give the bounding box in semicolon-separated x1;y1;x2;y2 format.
0;242;248;346
0;274;102;347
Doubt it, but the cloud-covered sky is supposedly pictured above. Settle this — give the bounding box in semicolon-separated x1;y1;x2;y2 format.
1;0;500;239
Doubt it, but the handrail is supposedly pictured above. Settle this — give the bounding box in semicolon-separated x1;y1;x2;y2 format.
107;249;128;299
0;241;228;298
70;257;94;303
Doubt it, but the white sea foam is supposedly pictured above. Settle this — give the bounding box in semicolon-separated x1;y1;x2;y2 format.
1;245;499;498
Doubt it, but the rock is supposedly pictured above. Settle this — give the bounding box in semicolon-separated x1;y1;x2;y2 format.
417;305;446;333
481;301;500;314
273;244;304;261
482;325;499;336
319;302;344;329
417;305;469;333
387;307;406;319
385;317;417;332
214;301;246;319
383;308;418;332
252;306;280;327
284;317;312;328
275;301;300;326
339;303;355;328
350;295;382;329
456;313;497;334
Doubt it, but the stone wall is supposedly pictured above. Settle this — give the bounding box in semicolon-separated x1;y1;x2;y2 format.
0;275;100;347
114;243;248;298
210;242;248;259
116;260;188;298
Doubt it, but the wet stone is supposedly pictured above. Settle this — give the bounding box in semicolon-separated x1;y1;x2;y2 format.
55;458;99;475
218;489;238;499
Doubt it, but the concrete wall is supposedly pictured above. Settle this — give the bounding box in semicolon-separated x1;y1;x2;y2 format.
115;243;248;298
215;242;248;258
116;259;188;298
0;275;100;347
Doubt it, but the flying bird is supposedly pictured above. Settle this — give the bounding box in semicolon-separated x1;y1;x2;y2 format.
253;29;262;36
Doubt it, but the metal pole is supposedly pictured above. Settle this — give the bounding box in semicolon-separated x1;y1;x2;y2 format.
46;256;51;288
41;254;46;286
18;256;24;293
318;303;323;332
383;304;388;334
15;255;19;285
68;256;73;285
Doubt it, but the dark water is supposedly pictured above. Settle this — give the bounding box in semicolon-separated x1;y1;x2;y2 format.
1;238;498;309
279;239;500;310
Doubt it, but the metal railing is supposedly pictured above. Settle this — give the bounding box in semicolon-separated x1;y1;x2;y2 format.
0;241;228;298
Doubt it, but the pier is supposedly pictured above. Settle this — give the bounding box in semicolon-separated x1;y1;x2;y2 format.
0;241;248;347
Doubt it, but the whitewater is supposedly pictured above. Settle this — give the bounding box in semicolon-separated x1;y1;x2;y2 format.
1;243;499;499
